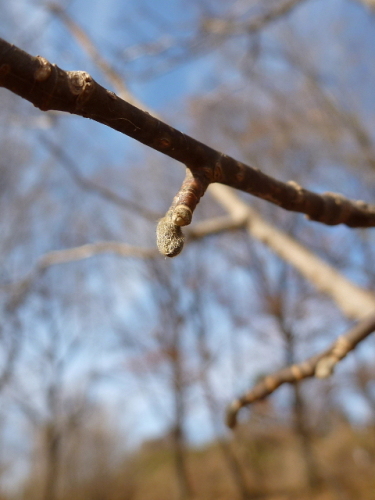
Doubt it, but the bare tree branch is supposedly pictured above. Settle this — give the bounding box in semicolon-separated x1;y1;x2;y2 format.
226;312;375;429
202;0;307;36
4;21;375;318
6;11;374;320
2;212;250;311
47;2;143;107
1;37;375;252
5;242;157;311
40;135;161;220
354;0;375;10
209;184;375;320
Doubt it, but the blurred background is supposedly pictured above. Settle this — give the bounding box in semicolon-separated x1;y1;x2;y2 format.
1;0;375;498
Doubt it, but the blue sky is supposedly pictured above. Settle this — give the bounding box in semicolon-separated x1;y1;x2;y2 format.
1;0;375;491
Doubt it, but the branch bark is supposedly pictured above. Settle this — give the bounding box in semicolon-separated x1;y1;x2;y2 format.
1;37;375;238
4;27;375;318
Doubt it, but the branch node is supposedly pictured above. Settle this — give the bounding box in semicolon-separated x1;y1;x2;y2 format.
287;180;304;202
331;335;351;359
290;364;304;380
172;205;192;226
67;71;94;102
34;56;52;82
158;135;172;149
106;89;117;100
315;336;352;378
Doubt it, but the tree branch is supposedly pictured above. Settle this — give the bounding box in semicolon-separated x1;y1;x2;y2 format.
48;9;375;319
1;36;375;249
5;242;157;311
209;184;375;320
4;23;374;318
4;216;244;310
40;135;161;220
47;2;143;106
226;312;375;429
202;0;307;36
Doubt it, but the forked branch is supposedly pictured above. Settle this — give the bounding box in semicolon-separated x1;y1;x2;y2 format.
226;313;375;428
2;36;375;258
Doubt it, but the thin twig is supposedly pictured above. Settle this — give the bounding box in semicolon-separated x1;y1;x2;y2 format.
47;2;143;106
202;0;307;36
156;168;211;256
40;135;160;220
3;214;248;310
5;242;157;310
226;312;375;428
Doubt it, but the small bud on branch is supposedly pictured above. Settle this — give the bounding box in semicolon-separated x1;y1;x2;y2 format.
156;167;210;257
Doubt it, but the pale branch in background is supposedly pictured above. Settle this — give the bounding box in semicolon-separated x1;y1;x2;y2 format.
39;135;161;220
5;242;157;311
1;8;375;432
209;184;375;320
47;2;143;107
1;37;375;257
202;0;307;36
2;217;248;309
226;312;375;429
9;182;373;322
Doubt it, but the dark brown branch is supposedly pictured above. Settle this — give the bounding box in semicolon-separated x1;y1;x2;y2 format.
1;37;375;230
226;312;375;429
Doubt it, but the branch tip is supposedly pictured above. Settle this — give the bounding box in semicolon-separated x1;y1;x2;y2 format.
156;216;184;258
172;205;193;226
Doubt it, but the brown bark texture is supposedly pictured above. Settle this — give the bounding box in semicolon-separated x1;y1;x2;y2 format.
1;37;375;229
